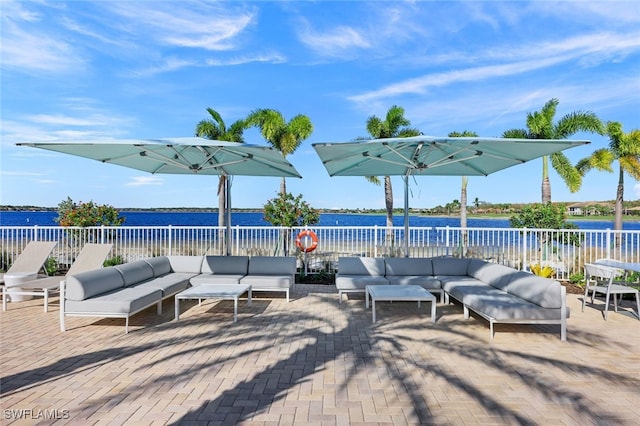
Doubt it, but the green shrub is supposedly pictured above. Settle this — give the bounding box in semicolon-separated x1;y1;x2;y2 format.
104;255;124;267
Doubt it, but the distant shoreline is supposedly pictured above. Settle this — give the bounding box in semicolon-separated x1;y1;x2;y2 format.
1;206;638;223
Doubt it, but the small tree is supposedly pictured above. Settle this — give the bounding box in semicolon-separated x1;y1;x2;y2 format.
263;193;319;256
510;203;580;261
56;197;125;227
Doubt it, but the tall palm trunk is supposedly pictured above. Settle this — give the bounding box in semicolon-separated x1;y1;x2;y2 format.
614;166;624;248
460;176;468;254
384;176;394;253
280;177;287;196
541;156;552;203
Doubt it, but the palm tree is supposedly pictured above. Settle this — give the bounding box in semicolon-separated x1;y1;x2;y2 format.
448;131;479;235
577;122;640;243
195;107;246;229
245;109;313;195
502;98;604;203
365;105;420;230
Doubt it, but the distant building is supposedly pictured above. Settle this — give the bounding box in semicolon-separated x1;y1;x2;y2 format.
566;202;613;216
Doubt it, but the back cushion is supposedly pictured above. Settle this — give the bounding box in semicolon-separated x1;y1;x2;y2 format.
385;258;433;276
505;273;563;308
202;256;249;275
65;267;124;301
338;257;385;276
248;256;295;275
431;257;470;276
467;259;517;290
115;261;155;286
167;256;204;274
144;256;173;277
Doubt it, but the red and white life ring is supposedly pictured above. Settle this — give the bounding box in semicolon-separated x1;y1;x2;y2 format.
295;230;318;253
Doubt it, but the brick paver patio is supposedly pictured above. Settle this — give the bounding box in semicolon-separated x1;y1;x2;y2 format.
1;284;639;425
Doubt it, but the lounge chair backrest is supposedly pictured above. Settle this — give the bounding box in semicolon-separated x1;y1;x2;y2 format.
66;243;112;276
7;241;57;274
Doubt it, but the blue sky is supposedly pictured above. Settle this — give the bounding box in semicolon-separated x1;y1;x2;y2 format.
1;1;639;210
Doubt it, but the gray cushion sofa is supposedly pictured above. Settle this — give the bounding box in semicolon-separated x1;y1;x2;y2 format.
336;256;568;341
60;255;296;333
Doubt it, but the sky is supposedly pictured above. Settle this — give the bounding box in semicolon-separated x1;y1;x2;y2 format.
1;0;639;210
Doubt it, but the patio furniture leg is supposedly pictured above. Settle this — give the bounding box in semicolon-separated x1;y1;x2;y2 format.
233;297;238;322
431;299;436;323
2;287;6;311
372;299;376;323
248;288;252;306
44;288;49;312
175;297;180;321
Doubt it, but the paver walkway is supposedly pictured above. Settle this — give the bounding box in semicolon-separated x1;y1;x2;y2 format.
1;284;639;425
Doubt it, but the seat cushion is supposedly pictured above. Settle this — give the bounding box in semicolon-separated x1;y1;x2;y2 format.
240;274;293;290
191;274;246;285
65;286;162;314
386;275;441;290
134;273;193;296
335;275;389;290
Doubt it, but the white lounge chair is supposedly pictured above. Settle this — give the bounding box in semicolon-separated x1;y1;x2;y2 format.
3;243;112;312
0;241;58;285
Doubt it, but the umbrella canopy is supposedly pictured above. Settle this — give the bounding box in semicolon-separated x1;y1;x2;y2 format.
17;137;302;255
17;137;302;178
313;135;590;256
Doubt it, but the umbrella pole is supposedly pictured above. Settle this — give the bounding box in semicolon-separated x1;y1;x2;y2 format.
226;175;232;256
404;176;409;258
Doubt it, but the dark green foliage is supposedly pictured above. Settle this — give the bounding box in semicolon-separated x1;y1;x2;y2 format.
263;192;319;227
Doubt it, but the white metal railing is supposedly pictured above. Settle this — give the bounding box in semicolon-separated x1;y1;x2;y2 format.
1;225;638;281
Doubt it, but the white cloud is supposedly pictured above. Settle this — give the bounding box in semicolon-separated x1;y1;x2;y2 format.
125;176;164;187
298;23;371;57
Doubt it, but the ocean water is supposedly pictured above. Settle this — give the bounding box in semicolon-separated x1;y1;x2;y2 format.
1;210;638;230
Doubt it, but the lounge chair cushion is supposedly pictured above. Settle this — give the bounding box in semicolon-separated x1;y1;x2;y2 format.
65;268;125;301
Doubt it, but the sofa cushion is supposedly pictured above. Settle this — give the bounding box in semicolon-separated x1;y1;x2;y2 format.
467;259;518;290
115;261;155;287
134;273;192;296
504;273;563;309
167;256;204;274
386;275;441;290
442;278;493;301
191;274;246;285
65;286;162;314
240;275;293;290
65;268;125;301
144;256;173;277
338;257;385;276
201;256;249;275
385;258;433;276
335;276;389;290
248;256;296;276
431;257;470;276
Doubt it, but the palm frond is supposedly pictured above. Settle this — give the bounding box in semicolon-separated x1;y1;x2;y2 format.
550;152;582;192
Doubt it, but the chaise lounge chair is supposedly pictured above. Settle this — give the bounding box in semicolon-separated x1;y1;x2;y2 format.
3;243;112;312
0;241;58;286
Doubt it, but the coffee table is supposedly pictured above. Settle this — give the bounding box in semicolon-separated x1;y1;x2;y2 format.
175;284;252;322
365;285;437;323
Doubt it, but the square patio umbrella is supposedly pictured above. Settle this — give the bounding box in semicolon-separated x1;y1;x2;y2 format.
312;135;590;256
17;137;302;255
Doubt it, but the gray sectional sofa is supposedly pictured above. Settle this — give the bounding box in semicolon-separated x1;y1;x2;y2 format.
60;255;296;333
336;256;568;341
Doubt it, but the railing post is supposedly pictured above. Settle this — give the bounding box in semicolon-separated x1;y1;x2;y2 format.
445;226;450;256
605;228;611;259
522;228;528;272
374;225;378;257
235;225;240;256
168;225;173;256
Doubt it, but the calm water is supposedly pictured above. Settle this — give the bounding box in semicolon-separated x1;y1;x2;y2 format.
1;210;638;230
